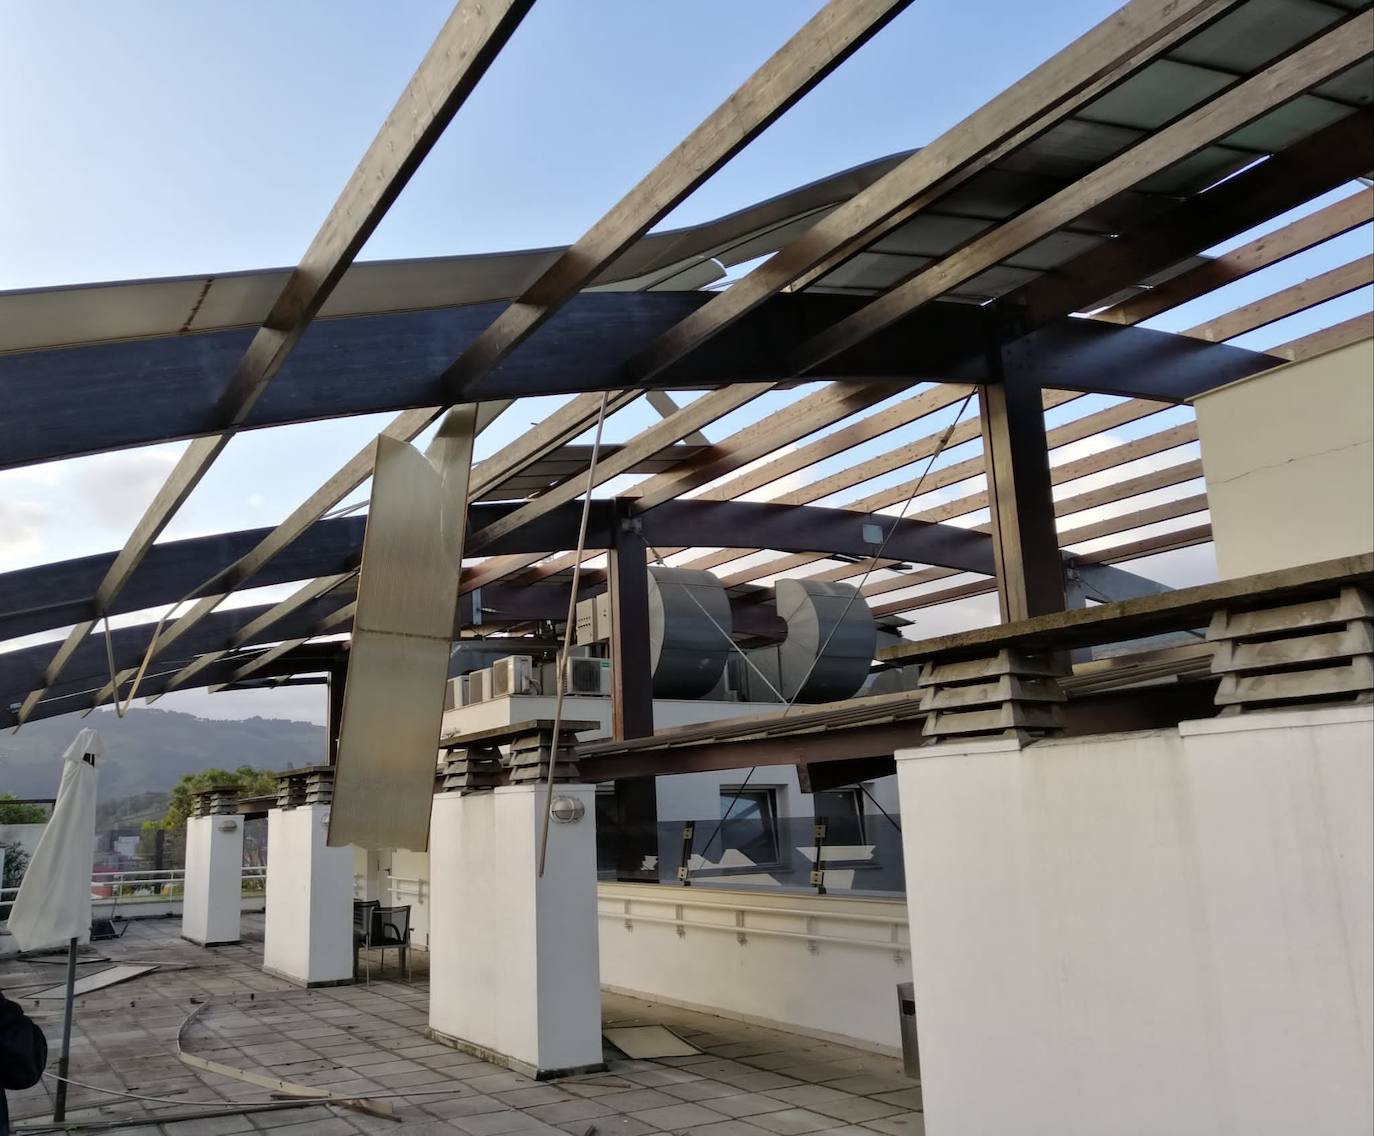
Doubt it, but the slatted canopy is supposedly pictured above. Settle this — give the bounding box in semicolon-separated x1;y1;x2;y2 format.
2;0;1370;730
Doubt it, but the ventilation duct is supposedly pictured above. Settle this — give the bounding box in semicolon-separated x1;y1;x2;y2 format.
647;566;733;698
774;578;875;703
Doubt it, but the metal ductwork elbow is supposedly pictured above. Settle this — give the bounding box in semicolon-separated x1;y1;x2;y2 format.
647;566;733;698
774;578;875;703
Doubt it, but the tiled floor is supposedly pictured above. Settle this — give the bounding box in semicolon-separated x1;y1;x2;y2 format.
3;916;922;1135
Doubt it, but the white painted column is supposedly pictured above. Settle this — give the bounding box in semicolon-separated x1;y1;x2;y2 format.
181;813;244;946
429;783;604;1078
263;805;354;986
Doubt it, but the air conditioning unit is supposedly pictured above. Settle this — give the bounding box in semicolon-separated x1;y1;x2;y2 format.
540;657;612;697
568;657;611;696
469;668;492;704
491;655;534;697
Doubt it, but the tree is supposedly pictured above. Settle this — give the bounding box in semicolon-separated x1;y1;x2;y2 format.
0;793;48;825
1;843;30;919
137;766;278;865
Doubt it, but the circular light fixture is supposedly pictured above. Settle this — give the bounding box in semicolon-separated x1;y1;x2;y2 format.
550;796;585;824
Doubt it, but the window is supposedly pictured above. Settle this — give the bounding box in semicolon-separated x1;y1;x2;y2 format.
719;787;780;865
814;789;866;846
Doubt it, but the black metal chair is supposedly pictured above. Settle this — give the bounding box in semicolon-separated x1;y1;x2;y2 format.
359;904;411;984
352;899;380;978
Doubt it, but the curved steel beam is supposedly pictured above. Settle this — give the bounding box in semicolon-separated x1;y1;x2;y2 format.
0;499;998;648
0;292;1276;470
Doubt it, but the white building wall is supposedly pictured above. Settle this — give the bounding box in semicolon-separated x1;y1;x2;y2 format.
599;883;911;1052
895;705;1374;1136
1194;337;1374;578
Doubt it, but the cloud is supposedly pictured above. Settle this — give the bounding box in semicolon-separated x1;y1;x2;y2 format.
0;443;185;572
0;498;47;568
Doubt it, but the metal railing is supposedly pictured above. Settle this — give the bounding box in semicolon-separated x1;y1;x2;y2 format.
1;866;268;919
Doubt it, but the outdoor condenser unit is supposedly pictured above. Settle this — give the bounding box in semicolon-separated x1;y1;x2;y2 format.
491;655;534;697
541;657;611;696
469;668;492;704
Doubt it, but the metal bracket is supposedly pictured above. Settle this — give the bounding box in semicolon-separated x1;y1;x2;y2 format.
677;822;695;886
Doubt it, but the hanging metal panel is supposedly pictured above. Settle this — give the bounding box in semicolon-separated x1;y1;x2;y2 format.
328;410;476;853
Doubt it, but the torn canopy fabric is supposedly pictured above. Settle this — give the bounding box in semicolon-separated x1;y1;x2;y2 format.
7;728;101;951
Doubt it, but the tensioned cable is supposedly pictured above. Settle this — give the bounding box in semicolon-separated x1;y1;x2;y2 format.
685;389;978;866
537;390;612;878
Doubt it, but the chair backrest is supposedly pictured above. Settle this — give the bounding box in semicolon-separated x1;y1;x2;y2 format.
353;899;380;933
370;904;410;945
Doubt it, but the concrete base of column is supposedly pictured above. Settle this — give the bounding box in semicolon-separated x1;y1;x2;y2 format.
262;804;354;986
429;783;605;1079
181;813;244;947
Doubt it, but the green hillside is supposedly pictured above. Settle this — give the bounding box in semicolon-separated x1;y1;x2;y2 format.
0;708;325;801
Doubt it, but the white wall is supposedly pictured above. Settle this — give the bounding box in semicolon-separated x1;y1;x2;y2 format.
1195;337;1374;578
599;882;911;1052
263;806;354;985
896;705;1374;1136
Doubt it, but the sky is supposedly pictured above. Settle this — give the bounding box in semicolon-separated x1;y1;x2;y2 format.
1;0;1370;725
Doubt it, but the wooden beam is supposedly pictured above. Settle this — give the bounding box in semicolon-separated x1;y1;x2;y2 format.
69;0;912;715
11;2;534;727
710;394;1166;587
1095;188;1374;325
809;456;1203;588
1272;312;1374;361
627;0;1244;383
1011;109;1374;330
787;17;1374;374
1181;256;1374;342
437;0;913;403
1184;255;1374;342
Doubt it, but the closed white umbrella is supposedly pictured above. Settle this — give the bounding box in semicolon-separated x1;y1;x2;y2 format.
7;728;101;951
6;726;101;1123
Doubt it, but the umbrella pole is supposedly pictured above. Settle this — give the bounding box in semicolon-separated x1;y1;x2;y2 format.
52;936;78;1122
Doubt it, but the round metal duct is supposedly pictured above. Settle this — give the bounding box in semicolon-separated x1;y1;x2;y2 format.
774;578;875;703
647;566;733;698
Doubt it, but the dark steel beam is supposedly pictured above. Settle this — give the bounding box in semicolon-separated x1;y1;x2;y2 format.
608;506;658;880
981;340;1067;621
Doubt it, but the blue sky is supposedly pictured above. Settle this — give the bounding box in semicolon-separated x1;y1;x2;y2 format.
1;1;1369;723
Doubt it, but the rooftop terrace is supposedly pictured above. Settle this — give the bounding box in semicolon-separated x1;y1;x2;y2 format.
2;916;922;1136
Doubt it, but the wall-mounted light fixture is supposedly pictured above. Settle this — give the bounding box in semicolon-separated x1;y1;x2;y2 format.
550;796;585;824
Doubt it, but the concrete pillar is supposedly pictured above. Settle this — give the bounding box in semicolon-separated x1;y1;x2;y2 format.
428;783;603;1078
181;813;244;946
262;804;354;986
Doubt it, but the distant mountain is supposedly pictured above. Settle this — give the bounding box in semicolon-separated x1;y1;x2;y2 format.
0;708;326;800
